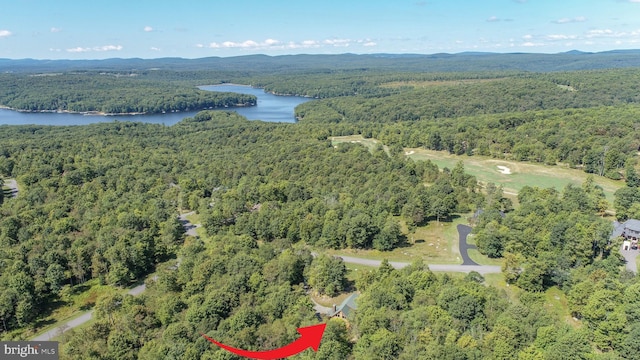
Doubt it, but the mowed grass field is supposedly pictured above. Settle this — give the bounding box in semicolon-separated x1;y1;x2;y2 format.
405;147;623;203
331;135;624;203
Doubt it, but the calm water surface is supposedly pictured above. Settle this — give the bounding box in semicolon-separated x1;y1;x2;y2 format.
0;84;312;126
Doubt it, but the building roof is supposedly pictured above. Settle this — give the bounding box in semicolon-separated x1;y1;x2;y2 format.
329;293;359;318
625;219;640;232
611;219;640;239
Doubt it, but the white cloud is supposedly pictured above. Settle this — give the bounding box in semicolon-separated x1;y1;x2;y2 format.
0;30;12;38
522;34;533;40
546;34;578;41
323;38;351;47
586;29;615;38
553;16;587;24
630;0;640;3
97;45;122;51
522;41;544;47
50;27;62;33
150;47;161;51
487;16;500;22
144;26;154;32
202;37;380;51
67;45;123;53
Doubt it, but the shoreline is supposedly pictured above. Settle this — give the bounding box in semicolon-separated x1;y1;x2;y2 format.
202;83;318;99
0;104;255;117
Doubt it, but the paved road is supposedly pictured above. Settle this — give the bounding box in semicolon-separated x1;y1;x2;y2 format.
4;178;18;198
332;224;499;274
336;255;501;275
30;214;194;341
178;211;201;237
457;224;479;266
31;281;145;341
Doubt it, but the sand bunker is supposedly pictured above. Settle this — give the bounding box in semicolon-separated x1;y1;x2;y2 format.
404;150;415;155
497;165;512;174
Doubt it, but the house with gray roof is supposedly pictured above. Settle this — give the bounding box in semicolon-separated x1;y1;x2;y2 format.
612;219;640;249
329;293;359;320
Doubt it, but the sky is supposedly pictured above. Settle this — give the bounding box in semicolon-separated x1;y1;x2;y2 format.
1;0;639;59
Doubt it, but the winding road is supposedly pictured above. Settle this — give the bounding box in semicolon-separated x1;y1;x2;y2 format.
31;282;149;341
30;214;195;341
31;214;495;340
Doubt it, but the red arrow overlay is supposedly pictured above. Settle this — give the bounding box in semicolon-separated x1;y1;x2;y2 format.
202;323;327;359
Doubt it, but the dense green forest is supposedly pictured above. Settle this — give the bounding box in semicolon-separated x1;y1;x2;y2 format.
0;73;256;114
2;54;640;358
0;111;482;339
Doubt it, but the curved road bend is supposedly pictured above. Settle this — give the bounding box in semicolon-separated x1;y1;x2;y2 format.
31;214;196;341
31;282;148;341
457;224;479;266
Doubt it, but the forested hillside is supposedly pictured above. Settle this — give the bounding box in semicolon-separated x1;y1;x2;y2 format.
0;111;482;340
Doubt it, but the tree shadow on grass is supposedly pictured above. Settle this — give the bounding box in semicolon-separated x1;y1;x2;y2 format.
32;297;67;329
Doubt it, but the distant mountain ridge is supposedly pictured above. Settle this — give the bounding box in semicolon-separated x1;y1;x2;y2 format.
2;50;640;73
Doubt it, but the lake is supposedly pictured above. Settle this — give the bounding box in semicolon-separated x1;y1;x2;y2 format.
0;84;312;126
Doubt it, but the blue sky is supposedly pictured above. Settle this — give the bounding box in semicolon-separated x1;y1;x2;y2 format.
1;0;639;59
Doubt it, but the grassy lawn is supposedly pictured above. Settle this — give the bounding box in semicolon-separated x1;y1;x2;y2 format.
544;287;582;328
467;248;503;266
484;274;580;328
325;215;469;265
24;279;116;339
311;292;355;308
345;263;378;282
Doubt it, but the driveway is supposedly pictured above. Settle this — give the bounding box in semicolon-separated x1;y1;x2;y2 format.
457;224;479;266
620;245;639;273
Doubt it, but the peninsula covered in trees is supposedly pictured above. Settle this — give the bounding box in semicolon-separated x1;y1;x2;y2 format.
0;73;256;115
2;51;640;358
